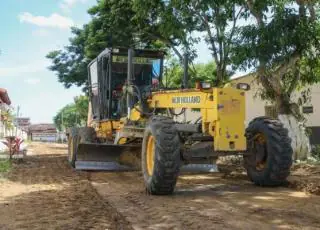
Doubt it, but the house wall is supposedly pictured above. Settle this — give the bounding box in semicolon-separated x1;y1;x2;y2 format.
232;75;320;126
233;75;320;145
56;131;67;142
232;75;267;126
299;84;320;127
31;132;57;142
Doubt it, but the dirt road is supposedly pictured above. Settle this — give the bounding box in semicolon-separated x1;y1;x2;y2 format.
0;143;320;230
0;143;130;230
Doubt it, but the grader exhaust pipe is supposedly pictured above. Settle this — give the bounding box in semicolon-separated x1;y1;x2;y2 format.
127;48;134;118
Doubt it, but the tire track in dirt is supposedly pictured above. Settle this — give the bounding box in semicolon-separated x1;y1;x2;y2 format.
91;171;320;230
91;172;241;229
0;143;131;230
2;143;319;230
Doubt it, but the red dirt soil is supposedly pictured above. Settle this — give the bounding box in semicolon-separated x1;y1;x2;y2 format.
0;143;319;230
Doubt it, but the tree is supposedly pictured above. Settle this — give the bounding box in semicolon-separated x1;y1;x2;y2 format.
232;0;320;160
53;95;89;131
163;56;218;88
0;109;15;136
47;0;243;89
133;0;243;85
47;0;165;91
46;27;89;90
47;0;320;160
74;95;89;121
178;0;244;85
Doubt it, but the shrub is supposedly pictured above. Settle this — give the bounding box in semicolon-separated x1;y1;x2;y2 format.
0;160;11;173
311;145;320;161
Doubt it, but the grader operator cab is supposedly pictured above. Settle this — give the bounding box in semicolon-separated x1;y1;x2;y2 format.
67;47;293;195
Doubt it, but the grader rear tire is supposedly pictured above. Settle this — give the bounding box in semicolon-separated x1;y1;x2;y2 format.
142;116;181;195
244;117;293;186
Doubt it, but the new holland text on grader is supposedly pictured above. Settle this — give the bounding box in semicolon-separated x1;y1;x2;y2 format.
67;47;293;195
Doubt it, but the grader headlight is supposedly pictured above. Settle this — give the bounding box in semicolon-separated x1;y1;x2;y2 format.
200;82;212;89
236;82;250;91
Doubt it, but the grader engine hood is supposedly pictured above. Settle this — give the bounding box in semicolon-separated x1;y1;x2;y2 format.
148;87;247;152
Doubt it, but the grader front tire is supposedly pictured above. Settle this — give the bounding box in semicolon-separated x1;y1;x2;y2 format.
67;127;96;168
244;117;293;186
67;128;79;168
142;116;181;195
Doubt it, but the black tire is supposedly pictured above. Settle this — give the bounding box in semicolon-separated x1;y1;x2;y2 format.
142;116;181;195
244;116;293;186
68;128;79;168
67;127;96;168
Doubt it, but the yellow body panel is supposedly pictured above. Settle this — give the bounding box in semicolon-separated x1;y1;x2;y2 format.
149;87;247;151
148;89;214;109
95;120;122;139
91;86;247;152
117;137;128;144
130;107;142;121
213;88;246;151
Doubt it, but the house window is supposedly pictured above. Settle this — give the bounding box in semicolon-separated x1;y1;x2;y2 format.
265;105;278;118
303;106;313;114
308;126;320;145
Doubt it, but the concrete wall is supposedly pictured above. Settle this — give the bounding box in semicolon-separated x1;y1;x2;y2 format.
0;122;28;139
31;132;57;142
172;109;201;123
232;75;267;126
232;75;320;127
300;84;320;127
56;131;67;142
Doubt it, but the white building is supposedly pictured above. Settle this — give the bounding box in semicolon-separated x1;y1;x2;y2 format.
28;124;58;142
231;74;319;146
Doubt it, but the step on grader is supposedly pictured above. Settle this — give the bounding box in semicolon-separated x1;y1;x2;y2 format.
67;47;293;195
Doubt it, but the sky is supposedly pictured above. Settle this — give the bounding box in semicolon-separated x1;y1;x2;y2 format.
0;0;96;123
0;0;238;124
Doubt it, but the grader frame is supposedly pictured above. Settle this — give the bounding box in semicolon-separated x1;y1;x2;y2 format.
67;47;293;195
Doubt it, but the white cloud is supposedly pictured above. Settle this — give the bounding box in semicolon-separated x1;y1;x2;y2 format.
0;60;49;77
60;0;88;12
19;12;74;29
25;78;41;85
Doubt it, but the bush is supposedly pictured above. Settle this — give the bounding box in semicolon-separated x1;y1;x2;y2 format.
311;145;320;161
0;160;11;173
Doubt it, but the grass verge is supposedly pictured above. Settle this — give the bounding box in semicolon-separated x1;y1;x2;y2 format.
0;160;12;174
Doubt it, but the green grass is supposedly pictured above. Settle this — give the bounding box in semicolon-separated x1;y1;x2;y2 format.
0;160;12;174
311;145;320;162
24;139;32;144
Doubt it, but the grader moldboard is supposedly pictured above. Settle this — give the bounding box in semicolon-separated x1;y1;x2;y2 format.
67;47;293;195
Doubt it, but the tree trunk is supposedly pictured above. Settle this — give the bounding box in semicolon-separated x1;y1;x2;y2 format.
277;96;311;161
216;67;224;86
278;114;311;161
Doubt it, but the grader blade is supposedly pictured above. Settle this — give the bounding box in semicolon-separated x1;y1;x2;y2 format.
75;142;141;171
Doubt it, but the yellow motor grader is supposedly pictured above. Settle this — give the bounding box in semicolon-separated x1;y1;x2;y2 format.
67;47;293;195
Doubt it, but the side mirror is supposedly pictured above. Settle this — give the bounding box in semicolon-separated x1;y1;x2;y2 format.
236;83;250;91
